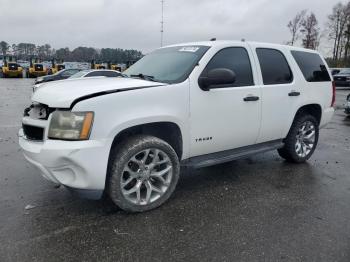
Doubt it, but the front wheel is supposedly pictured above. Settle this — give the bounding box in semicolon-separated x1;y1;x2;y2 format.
278;114;319;163
107;135;180;212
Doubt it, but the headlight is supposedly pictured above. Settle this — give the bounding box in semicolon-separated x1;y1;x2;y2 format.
48;111;94;140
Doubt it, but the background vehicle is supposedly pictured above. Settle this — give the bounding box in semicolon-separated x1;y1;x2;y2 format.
35;68;81;84
107;62;122;72
330;68;343;76
333;68;350;87
345;93;350;115
26;58;47;78
1;56;23;78
48;59;65;75
68;69;122;79
91;60;106;69
19;41;335;212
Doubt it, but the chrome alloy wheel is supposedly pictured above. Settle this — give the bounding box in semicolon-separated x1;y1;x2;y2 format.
295;120;316;158
121;148;173;205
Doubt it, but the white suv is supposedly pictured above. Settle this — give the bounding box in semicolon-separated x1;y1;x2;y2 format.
19;40;335;212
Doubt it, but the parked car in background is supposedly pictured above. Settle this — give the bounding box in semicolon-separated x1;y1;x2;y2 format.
19;41;335;212
35;69;81;84
330;68;342;76
33;69;124;92
345;93;350;115
333;68;350;87
68;69;123;79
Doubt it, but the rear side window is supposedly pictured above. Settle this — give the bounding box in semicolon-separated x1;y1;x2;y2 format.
291;51;331;82
256;48;293;85
203;47;254;87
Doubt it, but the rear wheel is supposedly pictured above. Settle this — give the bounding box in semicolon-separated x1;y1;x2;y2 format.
107;135;180;212
278;114;319;163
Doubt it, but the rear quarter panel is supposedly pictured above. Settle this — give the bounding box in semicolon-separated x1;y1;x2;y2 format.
288;50;333;129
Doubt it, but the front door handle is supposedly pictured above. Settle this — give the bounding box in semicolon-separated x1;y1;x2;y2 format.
243;95;259;102
288;91;300;97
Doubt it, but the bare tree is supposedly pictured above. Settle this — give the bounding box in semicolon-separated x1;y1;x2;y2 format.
0;41;9;56
327;2;350;60
344;23;350;60
287;10;307;45
300;12;320;49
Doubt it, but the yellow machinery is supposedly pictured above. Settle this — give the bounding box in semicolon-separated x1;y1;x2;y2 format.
26;58;47;78
91;60;106;69
125;60;136;70
1;56;23;78
107;62;122;72
49;59;65;75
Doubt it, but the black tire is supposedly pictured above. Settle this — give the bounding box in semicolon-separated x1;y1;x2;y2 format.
278;114;319;163
107;135;180;212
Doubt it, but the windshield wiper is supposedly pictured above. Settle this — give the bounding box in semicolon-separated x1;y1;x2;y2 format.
130;73;157;82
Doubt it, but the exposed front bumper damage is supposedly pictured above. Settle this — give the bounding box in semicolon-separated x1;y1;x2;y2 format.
18;116;110;200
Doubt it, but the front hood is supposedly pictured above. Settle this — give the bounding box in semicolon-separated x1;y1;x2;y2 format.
32;77;165;108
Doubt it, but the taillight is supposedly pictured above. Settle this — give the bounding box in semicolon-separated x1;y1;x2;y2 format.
331;81;336;107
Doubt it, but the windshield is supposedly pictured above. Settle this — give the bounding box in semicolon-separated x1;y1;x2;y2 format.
339;69;350;74
69;70;90;79
124;45;210;83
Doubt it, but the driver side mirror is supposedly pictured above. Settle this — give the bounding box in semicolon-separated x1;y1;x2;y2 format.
198;68;236;91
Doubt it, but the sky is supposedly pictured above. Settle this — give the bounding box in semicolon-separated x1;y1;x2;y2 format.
0;0;345;57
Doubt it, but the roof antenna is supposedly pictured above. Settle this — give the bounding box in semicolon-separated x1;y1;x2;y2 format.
241;38;246;42
210;38;216;41
160;0;164;47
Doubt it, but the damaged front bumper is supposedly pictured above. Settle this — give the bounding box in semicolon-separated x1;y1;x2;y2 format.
18;117;110;200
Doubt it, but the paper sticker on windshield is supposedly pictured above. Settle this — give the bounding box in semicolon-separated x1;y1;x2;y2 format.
179;47;200;52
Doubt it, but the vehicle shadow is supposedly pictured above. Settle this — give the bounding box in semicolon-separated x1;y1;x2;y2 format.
84;154;317;217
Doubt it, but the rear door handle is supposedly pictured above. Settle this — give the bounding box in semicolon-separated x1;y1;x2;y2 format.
243;95;259;102
288;91;300;97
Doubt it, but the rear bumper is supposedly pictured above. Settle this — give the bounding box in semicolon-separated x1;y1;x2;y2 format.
19;129;110;199
320;107;335;128
31;72;46;77
3;70;23;77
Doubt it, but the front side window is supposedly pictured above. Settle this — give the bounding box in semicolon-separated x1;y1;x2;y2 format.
291;51;331;82
201;47;254;87
256;48;293;85
124;46;210;84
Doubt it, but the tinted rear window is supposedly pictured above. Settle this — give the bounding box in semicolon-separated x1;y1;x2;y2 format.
291;51;331;82
256;48;293;85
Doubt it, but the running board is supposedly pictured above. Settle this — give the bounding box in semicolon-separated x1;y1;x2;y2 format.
181;140;284;169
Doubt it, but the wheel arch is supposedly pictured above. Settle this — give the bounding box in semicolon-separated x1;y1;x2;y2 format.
293;103;322;125
108;121;184;161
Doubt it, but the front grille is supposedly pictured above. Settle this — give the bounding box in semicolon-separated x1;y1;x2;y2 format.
23;124;44;141
24;103;54;120
35;64;44;71
9;63;19;71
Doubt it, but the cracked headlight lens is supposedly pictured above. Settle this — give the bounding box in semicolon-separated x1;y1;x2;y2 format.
48;111;94;140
